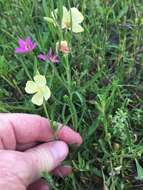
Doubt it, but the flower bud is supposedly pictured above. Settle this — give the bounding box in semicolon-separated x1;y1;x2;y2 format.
56;40;70;54
113;142;120;150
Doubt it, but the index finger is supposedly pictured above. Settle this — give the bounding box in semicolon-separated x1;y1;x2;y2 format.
0;113;82;150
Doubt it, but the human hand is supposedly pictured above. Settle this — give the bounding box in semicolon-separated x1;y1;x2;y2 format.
0;113;82;190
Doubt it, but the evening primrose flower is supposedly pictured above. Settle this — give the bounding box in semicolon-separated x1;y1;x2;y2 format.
25;74;51;106
15;37;36;54
56;40;70;54
45;6;84;33
38;48;59;63
60;7;84;33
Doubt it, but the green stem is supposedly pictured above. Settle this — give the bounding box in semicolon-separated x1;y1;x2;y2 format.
64;55;71;88
64;55;78;129
44;61;50;75
43;100;49;119
21;61;32;80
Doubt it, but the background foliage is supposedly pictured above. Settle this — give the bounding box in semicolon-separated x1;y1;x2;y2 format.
0;0;143;189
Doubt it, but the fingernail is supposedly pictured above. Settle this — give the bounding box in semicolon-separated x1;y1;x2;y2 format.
50;141;68;162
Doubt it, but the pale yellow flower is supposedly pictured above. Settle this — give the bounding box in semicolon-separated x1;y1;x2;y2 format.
56;40;70;54
45;6;84;33
25;74;51;106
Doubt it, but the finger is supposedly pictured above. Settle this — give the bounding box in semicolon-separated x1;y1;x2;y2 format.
51;165;72;177
0;139;4;149
57;125;83;145
16;126;82;151
28;179;50;190
0;113;82;150
16;142;38;151
0;113;53;149
24;141;68;185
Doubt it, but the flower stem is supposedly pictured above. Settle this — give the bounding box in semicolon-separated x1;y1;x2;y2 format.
44;61;50;75
43;100;49;119
64;55;71;88
64;55;78;129
21;61;32;80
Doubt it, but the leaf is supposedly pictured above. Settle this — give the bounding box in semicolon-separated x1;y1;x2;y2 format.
0;56;8;75
117;6;128;19
135;159;143;180
85;116;100;140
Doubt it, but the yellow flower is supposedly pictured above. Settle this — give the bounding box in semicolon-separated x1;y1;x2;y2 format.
25;74;51;106
47;6;84;33
56;40;70;54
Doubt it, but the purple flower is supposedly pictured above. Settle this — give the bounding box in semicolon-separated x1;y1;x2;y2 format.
15;37;36;54
38;48;59;63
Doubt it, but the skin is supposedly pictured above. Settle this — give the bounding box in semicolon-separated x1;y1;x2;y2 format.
0;113;82;190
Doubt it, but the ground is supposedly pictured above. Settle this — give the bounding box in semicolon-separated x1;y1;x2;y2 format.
0;0;143;189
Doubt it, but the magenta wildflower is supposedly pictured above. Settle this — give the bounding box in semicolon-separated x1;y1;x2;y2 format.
15;37;36;54
38;48;59;63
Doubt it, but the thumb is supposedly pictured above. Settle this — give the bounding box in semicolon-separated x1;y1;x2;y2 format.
24;141;68;185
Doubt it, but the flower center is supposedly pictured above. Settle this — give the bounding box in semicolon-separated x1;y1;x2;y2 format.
25;43;30;49
37;86;45;94
65;19;71;28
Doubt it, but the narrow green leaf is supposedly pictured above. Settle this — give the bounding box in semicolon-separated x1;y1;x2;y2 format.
135;159;143;180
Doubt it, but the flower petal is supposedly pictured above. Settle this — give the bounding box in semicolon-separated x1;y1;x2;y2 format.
26;37;32;47
72;24;84;33
61;6;70;29
15;48;27;54
52;55;59;63
70;8;84;24
56;40;70;54
25;37;36;50
31;92;44;106
18;38;26;48
37;54;47;61
48;48;52;57
43;86;51;100
32;43;37;50
25;81;38;94
34;74;47;86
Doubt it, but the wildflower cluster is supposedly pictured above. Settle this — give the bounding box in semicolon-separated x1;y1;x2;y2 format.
15;6;84;106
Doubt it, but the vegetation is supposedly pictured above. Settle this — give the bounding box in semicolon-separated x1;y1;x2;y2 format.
0;0;143;189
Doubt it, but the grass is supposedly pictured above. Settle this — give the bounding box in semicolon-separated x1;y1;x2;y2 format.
0;0;143;189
